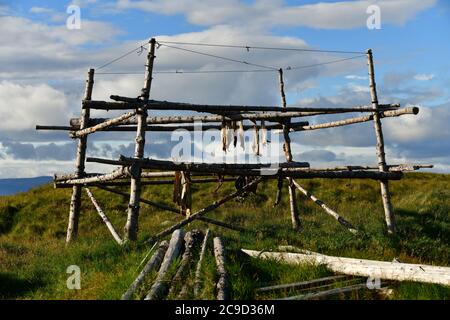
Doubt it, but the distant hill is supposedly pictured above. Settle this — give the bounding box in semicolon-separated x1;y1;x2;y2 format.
0;176;52;196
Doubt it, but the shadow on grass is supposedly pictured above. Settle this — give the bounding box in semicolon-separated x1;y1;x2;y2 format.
0;272;46;299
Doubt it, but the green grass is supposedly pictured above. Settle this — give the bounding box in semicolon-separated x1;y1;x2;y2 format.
0;173;449;300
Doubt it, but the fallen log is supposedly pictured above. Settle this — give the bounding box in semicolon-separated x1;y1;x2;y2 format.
214;237;230;300
85;188;123;245
290;179;358;234
168;230;203;298
145;229;185;300
194;229;211;297
121;240;169;300
241;249;450;286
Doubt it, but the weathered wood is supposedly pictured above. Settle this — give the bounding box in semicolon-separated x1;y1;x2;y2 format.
213;237;230;300
367;49;396;234
145;229;185;300
255;275;349;293
89;156;310;171
56;167;129;185
70;111;136;138
71;115;307;126
83;99;398;113
67;68;94;244
291;179;358;234
55;177;236;188
194;229;211;297
242;249;450;286
168;230;203;297
278;68;301;231
85;188;123;245
121;240;169;300
291;107;419;132
280;283;368;300
125;38;156;242
273;175;283;206
147;177;263;243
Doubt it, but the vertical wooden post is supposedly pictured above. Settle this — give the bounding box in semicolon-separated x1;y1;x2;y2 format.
124;38;156;242
278;68;301;230
367;49;396;234
66;68;94;244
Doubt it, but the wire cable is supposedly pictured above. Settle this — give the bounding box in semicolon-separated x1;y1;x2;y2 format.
97;42;149;70
157;40;365;55
157;42;279;70
286;54;366;71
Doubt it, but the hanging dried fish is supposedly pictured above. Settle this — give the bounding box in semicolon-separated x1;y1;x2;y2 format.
273;174;283;206
221;119;227;152
261;121;267;146
238;121;245;150
180;171;192;217
226;121;233;151
251;121;260;156
232;121;238;148
173;171;182;206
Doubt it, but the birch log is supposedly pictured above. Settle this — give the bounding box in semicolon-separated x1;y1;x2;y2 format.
194;229;211;297
168;230;203;297
121;240;169;300
83;99;398;113
214;237;230;300
278;68;301;230
67;68;94;244
125;38;156;242
70;111;136;138
145;229;185;300
242;249;450;286
85;188;123;245
280;283;368;300
290;179;358;234
367;49;396;234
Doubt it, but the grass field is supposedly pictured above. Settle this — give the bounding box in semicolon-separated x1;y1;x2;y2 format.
0;173;449;300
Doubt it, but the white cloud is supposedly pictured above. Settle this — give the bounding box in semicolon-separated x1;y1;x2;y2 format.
346;75;367;80
114;0;437;29
0;81;71;131
29;7;54;14
414;73;435;81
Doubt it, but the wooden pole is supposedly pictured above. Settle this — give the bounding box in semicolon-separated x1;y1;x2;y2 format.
69;111;136;138
124;38;156;242
85;188;123;245
278;68;301;230
291;179;358;234
367;49;396;234
66;68;94;244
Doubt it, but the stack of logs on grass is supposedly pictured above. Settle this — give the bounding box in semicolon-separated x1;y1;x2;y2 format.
36;38;433;245
122;228;230;300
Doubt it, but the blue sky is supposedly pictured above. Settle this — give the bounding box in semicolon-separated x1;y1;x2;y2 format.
0;0;449;177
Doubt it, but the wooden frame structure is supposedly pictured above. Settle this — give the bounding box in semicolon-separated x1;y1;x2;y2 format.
37;38;431;244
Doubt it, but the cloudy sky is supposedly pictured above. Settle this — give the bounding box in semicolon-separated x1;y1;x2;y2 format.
0;0;449;178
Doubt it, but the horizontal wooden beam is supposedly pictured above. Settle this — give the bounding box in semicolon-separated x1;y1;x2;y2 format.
293;107;418;132
83;99;399;113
